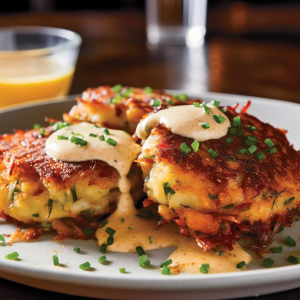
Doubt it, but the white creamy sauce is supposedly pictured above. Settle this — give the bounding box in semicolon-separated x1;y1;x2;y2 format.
136;104;230;141
45;118;251;274
46;122;141;178
95;198;251;274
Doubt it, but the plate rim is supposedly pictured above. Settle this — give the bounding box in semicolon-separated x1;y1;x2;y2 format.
1;91;300;299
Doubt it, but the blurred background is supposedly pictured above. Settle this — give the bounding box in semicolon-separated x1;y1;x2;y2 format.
0;0;300;102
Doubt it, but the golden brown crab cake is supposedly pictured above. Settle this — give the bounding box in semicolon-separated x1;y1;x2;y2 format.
0;126;143;235
137;103;300;252
63;85;201;134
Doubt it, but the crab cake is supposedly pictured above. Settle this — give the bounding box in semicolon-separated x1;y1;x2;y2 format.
0;123;143;241
63;85;201;134
137;101;300;252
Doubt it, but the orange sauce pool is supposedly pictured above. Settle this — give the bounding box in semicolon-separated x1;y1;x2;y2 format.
0;59;74;108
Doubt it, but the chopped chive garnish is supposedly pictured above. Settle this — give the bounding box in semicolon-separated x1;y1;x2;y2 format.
221;108;227;113
288;255;299;264
52;121;71;132
178;93;187;102
136;246;145;256
220;204;234;209
265;139;274;148
121;218;125;223
232;116;242;128
247;125;257;131
111;95;122;104
278;226;284;233
100;243;107;253
71;188;77;202
213;115;221;124
163;182;176;199
194;102;201;107
70;136;87;146
98;255;107;264
122;87;134;97
103;128;110;135
202;103;210;115
201;122;210;129
53;255;59;266
263;258;274;268
100;220;108;228
225;138;233;143
236;129;245;136
200;264;209;273
105;227;116;236
284;197;295;205
246;140;256;145
218;115;226;123
246;145;257;155
149;236;152;244
33;123;41;129
83;229;93;235
180;142;191;154
128;227;132;230
211;100;220;108
255;152;265;160
247;135;257;142
39;129;45;136
0;235;4;242
57;135;68;140
139;254;150;267
265;147;277;154
107;236;114;245
159;259;172;268
5;251;19;260
111;84;122;93
143;155;156;159
208;148;219;158
209;193;218;199
271;246;282;254
230;128;236;135
71;132;84;138
161;265;171;275
89;133;97;137
99;135;105;141
236;261;245;269
216;251;224;256
144;86;153;94
119;268;126;273
32;213;39;218
93;124;99;128
79;262;90;270
285;236;296;247
191;140;199;152
74;247;80;253
106;138;117;146
151;99;161;106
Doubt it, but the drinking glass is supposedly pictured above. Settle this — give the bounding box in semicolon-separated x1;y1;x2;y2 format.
0;26;81;108
146;0;207;48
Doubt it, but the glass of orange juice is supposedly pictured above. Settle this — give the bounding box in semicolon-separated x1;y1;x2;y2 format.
0;26;81;108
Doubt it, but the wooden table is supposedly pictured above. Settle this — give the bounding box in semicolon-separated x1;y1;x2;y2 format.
1;10;300;300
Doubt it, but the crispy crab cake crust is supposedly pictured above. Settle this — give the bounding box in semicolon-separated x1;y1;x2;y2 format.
0;127;143;225
137;106;300;249
64;86;201;134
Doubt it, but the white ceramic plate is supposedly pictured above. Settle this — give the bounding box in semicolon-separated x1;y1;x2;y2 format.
1;92;300;300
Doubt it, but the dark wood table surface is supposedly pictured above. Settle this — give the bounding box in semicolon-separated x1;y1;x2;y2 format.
1;9;300;300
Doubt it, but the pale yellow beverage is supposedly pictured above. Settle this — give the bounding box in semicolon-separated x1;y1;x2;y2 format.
0;58;74;108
